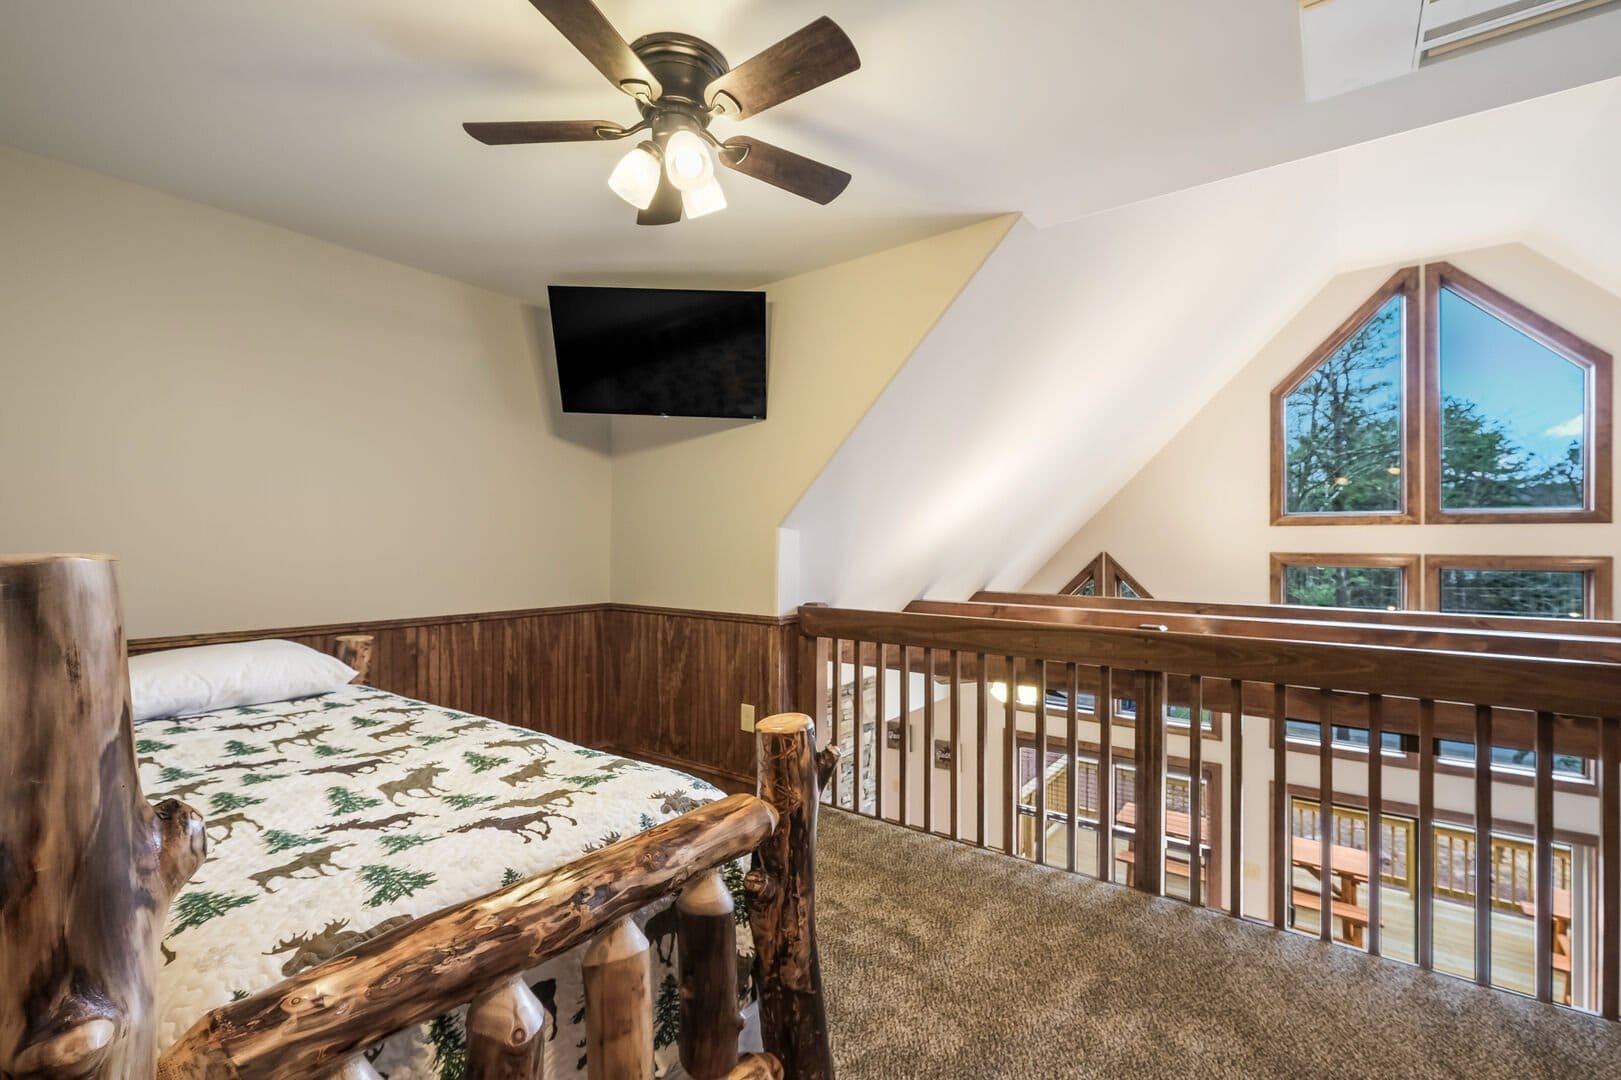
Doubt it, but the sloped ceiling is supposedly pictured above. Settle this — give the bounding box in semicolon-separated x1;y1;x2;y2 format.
783;76;1621;609
3;2;1621;294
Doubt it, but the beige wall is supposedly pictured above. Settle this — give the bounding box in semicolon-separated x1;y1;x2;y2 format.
609;215;1016;615
1029;243;1621;604
0;145;613;637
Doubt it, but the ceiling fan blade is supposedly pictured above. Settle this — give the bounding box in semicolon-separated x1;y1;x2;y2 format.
637;174;683;226
721;136;851;205
527;0;662;100
463;120;625;145
705;16;859;120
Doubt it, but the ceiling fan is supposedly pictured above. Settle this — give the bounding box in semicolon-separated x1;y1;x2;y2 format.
463;1;860;225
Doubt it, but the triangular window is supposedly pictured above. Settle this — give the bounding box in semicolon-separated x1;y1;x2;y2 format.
1060;552;1152;599
1272;270;1417;523
1427;264;1609;522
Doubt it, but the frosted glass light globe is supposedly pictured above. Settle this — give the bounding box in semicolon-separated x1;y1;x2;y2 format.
682;177;727;219
664;130;714;192
608;143;661;209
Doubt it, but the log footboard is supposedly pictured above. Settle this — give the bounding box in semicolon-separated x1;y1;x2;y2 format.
0;555;836;1080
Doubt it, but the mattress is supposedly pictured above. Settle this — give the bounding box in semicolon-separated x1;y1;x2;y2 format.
139;685;753;1079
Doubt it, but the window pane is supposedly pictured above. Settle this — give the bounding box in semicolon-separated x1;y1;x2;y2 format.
1437;566;1586;619
1282;563;1403;609
1116;579;1140;599
1436;739;1587;778
1438;287;1587;512
1075;577;1096;596
1283;295;1405;515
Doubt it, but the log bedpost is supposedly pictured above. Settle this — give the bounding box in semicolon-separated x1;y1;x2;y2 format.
467;975;547;1080
582;916;653;1080
334;633;374;685
0;554;206;1078
746;713;835;1080
676;869;744;1079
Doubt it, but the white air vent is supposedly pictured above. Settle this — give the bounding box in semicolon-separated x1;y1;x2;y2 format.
1299;0;1618;99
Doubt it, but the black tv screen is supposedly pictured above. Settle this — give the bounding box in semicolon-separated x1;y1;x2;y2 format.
548;285;767;419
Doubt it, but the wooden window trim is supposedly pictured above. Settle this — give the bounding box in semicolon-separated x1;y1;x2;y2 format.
1269;552;1423;609
1271;267;1423;526
1422;262;1613;525
1423;554;1614;621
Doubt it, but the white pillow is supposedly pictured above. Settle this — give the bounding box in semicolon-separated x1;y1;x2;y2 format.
130;639;358;722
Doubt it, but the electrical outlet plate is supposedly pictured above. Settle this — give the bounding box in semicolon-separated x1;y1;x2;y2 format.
740;703;755;733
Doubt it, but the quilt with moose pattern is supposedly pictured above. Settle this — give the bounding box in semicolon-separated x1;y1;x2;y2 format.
138;685;755;1079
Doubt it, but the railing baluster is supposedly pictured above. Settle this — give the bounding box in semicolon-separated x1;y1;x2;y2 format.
950;649;962;841
899;645;911;829
828;638;842;810
676;869;744;1080
1418;698;1436;972
976;651;989;848
1099;666;1115;884
583;917;653;1080
924;646;937;835
1535;709;1555;1004
1189;675;1204;908
1067;661;1080;874
1003;655;1017;857
1272;684;1288;930
1035;661;1049;866
1228;678;1244;918
1134;670;1166;895
852;641;866;816
1367;694;1384;958
1318;687;1333;944
1602;714;1620;1022
1474;705;1494;987
874;644;887;822
468;975;547;1080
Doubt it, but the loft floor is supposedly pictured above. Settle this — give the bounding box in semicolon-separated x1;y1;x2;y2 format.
815;809;1621;1079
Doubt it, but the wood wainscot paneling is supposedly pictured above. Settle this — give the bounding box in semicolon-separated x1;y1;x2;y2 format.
131;604;799;794
599;607;798;792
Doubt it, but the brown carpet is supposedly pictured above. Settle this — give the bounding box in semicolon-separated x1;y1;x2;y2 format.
816;809;1621;1079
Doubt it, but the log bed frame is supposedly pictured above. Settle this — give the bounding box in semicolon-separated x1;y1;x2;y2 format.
0;555;836;1080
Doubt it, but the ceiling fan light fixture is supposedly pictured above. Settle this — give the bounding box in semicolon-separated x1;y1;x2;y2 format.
608;141;662;209
682;176;727;219
664;129;714;192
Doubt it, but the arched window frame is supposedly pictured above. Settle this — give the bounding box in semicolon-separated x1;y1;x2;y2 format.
1270;268;1422;525
1270;263;1613;526
1422;262;1612;524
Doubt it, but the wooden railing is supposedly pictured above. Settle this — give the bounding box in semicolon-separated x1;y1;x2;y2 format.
0;556;835;1080
797;597;1621;1018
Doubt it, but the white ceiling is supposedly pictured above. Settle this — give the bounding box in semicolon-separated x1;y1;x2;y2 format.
784;77;1621;609
5;1;1621;297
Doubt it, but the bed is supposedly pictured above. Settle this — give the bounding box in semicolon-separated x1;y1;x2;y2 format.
4;554;830;1080
138;683;753;1079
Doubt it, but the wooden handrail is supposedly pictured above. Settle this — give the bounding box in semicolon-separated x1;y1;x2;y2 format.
910;598;1621;662
971;589;1621;638
157;794;777;1080
799;605;1621;718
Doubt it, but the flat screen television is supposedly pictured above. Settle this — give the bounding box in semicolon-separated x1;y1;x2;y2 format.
548;285;767;419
